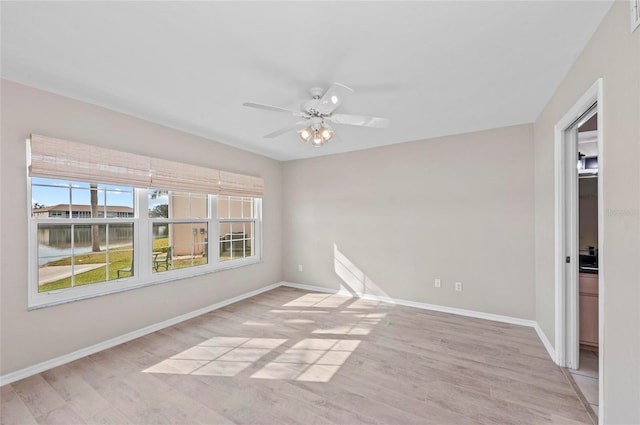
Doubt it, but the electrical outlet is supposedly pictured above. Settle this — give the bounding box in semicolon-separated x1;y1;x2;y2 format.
298;264;303;272
455;282;463;292
434;279;442;288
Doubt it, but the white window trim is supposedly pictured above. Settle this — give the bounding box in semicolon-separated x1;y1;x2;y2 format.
28;181;263;309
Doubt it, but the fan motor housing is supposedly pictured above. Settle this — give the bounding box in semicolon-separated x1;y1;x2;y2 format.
309;87;324;99
301;99;321;115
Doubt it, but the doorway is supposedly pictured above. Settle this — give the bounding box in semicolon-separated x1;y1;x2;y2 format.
554;79;604;422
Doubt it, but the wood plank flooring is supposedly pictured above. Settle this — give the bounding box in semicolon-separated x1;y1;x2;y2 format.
1;287;594;424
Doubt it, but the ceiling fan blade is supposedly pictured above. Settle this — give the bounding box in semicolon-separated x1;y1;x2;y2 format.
243;102;304;117
317;82;354;115
264;121;308;138
329;113;390;128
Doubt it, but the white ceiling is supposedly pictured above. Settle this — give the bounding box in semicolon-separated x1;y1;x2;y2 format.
1;1;613;161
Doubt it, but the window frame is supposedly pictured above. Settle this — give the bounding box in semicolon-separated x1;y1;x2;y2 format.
28;179;263;309
217;195;260;264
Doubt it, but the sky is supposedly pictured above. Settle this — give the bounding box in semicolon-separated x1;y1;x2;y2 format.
31;177;134;208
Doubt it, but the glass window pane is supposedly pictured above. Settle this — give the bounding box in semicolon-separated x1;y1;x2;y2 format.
33;179;135;219
242;198;254;218
229;197;243;218
149;190;169;218
105;184;134;216
152;222;208;273
220;222;231;235
219;221;255;262
217;196;230;219
38;224;73;290
109;224;134;280
190;193;208;219
170;192;191;219
217;196;255;219
218;196;243;219
71;184;94;218
37;223;134;292
73;224;107;285
74;252;108;286
149;190;207;219
31;178;71;218
246;222;255;257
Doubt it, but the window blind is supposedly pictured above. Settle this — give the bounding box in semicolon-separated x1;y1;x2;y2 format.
150;157;220;194
219;170;265;198
29;134;151;187
28;134;264;197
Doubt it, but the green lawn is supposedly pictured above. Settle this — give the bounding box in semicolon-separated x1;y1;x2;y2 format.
39;237;248;292
39;248;133;292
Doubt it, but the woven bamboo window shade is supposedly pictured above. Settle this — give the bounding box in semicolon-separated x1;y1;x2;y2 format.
218;170;265;198
28;134;264;197
149;157;220;194
29;134;151;187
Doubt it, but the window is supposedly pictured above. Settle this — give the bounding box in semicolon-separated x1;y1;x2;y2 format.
148;189;209;273
28;134;264;308
32;178;135;293
218;196;257;262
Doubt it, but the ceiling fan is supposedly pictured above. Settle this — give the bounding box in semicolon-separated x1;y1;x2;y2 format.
243;83;389;147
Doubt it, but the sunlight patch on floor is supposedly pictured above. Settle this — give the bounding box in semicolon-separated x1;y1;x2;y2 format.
241;320;272;326
285;319;316;324
143;337;286;377
142;291;384;383
282;293;350;308
269;309;330;314
251;338;360;382
143;335;361;383
313;312;387;335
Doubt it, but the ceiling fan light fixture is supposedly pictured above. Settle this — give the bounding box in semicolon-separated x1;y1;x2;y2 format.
311;132;324;147
244;82;388;147
297;127;313;143
319;125;334;143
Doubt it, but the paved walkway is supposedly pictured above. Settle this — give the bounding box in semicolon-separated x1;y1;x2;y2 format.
38;264;106;285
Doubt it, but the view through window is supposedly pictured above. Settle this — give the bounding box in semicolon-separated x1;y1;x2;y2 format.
31;178;261;305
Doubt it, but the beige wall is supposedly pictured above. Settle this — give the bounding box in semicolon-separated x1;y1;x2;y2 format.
283;124;535;319
0;80;283;375
533;1;640;422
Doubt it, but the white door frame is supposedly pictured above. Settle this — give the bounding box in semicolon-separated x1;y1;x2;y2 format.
554;78;604;421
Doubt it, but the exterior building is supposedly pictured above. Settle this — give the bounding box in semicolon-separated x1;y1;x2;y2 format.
32;204;134;218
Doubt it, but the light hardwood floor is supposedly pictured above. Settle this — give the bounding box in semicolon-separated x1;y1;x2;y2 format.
1;287;594;425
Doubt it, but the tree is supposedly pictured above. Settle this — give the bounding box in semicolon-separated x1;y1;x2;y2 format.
90;184;101;252
150;204;168;218
149;190;169;218
32;202;46;209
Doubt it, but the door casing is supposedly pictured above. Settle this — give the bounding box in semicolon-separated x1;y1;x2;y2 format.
553;78;604;422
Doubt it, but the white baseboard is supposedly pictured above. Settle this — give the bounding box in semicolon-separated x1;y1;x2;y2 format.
534;323;557;362
0;282;281;386
280;281;536;327
279;281;353;296
281;281;558;361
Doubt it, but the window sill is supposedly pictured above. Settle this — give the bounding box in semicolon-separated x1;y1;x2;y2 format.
28;257;262;310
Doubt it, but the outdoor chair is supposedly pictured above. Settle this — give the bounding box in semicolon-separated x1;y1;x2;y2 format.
153;247;172;271
117;258;133;278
